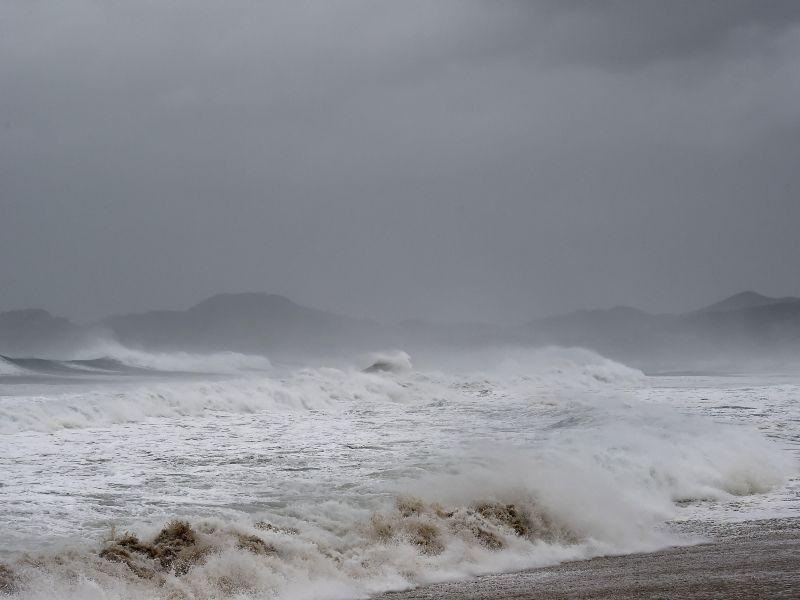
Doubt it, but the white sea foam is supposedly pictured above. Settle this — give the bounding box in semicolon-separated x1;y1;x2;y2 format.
70;339;273;373
0;347;640;434
0;348;796;599
0;357;23;376
362;350;414;373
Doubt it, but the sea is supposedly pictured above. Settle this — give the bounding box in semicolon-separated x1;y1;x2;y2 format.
0;344;798;599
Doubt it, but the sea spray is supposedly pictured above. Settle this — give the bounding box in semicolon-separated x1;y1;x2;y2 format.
0;347;795;598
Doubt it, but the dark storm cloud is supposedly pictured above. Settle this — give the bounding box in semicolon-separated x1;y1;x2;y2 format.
498;0;800;67
1;1;799;324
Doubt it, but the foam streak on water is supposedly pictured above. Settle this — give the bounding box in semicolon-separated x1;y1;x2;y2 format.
0;347;797;599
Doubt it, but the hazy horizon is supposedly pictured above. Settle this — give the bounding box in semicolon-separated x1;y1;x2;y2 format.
3;1;800;324
2;5;800;597
2;286;796;327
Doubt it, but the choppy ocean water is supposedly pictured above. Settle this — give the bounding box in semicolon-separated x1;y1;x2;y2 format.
0;347;797;599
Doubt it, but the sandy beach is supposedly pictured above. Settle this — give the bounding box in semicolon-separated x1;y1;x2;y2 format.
378;518;800;600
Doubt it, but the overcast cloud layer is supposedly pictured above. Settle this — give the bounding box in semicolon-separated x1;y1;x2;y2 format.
2;1;799;323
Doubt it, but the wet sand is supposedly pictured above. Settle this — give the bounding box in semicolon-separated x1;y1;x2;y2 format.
379;518;800;599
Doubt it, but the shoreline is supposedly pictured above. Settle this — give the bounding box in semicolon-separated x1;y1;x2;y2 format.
377;517;800;599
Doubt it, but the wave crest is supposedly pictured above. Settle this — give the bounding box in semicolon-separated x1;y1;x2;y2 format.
0;492;630;600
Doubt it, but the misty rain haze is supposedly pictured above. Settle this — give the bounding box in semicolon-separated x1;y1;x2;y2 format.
1;2;800;599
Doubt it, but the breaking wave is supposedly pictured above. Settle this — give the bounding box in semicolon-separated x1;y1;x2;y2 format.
0;437;789;600
0;493;644;600
0;357;23;376
0;343;272;380
70;340;274;374
362;350;413;373
0;347;640;434
0;347;794;599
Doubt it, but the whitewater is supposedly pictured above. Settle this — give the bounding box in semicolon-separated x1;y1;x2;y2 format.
0;346;797;599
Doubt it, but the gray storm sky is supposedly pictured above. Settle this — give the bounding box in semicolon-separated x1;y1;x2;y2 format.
1;0;799;324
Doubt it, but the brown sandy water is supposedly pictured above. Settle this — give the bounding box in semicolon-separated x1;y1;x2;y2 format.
377;518;800;599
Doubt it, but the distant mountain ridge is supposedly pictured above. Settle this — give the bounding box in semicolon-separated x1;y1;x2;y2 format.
0;292;387;358
2;291;800;368
695;291;800;314
0;308;86;355
99;292;384;356
524;291;800;369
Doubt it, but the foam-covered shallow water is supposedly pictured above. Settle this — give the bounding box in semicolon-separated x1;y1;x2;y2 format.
0;347;797;599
